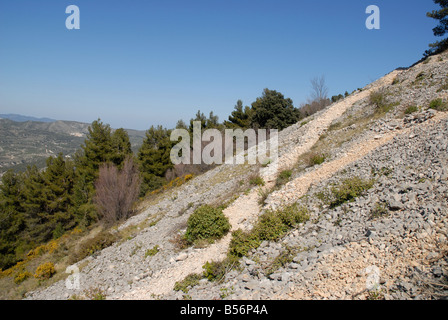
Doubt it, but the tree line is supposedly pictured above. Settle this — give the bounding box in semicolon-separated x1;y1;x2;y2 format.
0;84;338;270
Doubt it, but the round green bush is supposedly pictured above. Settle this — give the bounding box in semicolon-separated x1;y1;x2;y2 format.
185;205;231;244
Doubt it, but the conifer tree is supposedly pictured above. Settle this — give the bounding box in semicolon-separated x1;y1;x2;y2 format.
111;128;133;168
225;100;253;129
79;119;114;174
250;89;300;130
426;0;448;56
0;170;26;269
21;165;49;243
138;125;174;195
206;111;221;129
43;153;76;238
176;119;188;130
189;110;208;132
72;119;117;225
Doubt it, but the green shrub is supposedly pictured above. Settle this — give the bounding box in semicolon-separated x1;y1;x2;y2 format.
173;273;202;293
257;187;273;206
315;190;332;204
329;177;375;208
185;205;230;244
404;105;419;115
276;170;292;186
369;90;386;109
369;90;399;114
310;153;326;166
249;176;265;186
83;287;107;300
429;98;448;111
370;202;389;220
277;203;310;228
202;256;239;282
145;245;159;258
228;229;261;258
255;210;289;242
229;204;309;258
256;205;309;241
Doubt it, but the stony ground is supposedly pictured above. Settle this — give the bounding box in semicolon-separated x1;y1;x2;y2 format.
25;51;448;300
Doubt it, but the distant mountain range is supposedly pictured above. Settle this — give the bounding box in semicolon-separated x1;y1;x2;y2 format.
0;115;146;174
0;114;57;123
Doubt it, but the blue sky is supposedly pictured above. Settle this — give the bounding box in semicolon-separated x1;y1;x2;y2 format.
0;0;441;130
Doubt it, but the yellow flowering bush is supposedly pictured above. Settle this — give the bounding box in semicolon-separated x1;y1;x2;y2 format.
34;262;56;280
150;174;195;195
26;240;59;260
46;240;59;254
0;261;27;279
14;271;33;284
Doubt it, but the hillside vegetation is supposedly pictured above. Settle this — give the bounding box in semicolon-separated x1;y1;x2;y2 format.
0;79;336;299
0;48;443;300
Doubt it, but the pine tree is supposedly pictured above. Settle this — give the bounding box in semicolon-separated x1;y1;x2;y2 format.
72;119;117;226
225;100;253;129
175;119;188;130
21;165;49;243
250;89;300;130
0;170;26;269
111;128;133;168
189;110;208;132
138;125;174;195
206;111;221;129
80;119;114;173
426;0;448;56
43;153;76;238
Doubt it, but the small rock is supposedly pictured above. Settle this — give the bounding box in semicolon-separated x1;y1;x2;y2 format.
238;274;251;282
175;253;188;261
432;266;443;277
269;273;282;281
244;280;259;291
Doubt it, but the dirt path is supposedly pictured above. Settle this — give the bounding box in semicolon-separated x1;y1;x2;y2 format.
267;111;448;209
118;70;401;299
278;113;448;300
261;70;401;183
121;187;263;299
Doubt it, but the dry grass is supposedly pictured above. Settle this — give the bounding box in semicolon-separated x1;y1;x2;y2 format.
0;226;97;299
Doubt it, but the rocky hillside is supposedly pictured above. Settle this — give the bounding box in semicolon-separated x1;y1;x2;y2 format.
25;51;448;300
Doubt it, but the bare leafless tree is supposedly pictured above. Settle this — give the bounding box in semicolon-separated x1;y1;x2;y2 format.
94;157;141;226
310;75;329;103
299;75;331;117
